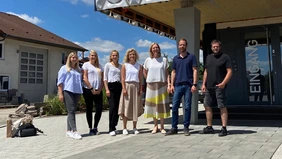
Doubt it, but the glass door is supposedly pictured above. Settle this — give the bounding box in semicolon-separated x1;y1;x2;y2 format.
244;27;275;104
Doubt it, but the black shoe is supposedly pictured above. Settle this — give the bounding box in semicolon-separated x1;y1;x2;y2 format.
165;129;178;136
89;129;95;135
218;128;228;137
184;128;190;136
199;126;214;134
89;128;99;135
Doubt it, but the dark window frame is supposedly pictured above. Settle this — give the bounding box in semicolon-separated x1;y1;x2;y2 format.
0;42;4;59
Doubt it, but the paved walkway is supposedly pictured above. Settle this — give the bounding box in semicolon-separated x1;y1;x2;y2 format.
0;104;282;159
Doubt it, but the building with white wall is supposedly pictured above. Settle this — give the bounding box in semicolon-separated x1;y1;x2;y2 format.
0;12;87;102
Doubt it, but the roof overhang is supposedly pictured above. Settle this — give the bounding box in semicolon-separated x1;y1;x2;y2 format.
6;35;88;52
97;0;282;39
0;29;6;41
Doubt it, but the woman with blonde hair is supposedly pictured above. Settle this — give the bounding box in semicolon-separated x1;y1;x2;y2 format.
82;50;104;135
143;43;171;134
104;50;122;136
57;52;83;140
119;48;143;135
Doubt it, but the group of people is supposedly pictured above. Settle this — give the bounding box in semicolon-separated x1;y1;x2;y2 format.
56;38;232;140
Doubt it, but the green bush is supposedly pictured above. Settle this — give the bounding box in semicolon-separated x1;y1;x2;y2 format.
45;96;67;115
44;89;109;115
78;95;86;112
102;88;109;110
78;90;109;112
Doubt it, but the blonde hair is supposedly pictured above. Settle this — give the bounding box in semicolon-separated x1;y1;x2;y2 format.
89;50;100;68
109;50;119;62
123;48;139;63
66;52;80;72
149;43;161;58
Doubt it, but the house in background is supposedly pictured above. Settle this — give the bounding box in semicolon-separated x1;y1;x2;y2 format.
0;12;87;103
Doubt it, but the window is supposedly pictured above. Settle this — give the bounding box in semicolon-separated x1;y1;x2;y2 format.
0;42;4;59
0;75;9;90
20;52;44;84
62;53;66;65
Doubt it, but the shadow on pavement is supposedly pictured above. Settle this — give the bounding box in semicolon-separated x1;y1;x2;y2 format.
81;128;150;137
189;129;257;135
145;114;282;127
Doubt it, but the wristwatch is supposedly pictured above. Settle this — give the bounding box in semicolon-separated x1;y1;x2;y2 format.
192;84;197;87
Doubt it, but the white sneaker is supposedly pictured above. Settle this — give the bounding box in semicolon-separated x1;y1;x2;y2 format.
109;131;116;136
133;128;139;134
72;132;82;140
66;131;73;138
123;129;129;135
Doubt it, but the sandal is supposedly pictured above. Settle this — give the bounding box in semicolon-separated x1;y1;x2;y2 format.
151;127;158;134
161;129;166;134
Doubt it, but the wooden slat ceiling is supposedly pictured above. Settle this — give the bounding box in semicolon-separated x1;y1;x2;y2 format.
130;0;282;27
128;0;282;30
102;0;282;40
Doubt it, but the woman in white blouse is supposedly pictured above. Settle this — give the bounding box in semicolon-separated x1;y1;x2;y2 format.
82;50;104;135
118;48;143;135
143;43;171;134
104;50;122;136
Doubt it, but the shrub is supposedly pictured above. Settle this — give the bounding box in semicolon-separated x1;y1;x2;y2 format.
45;96;67;115
78;95;86;112
78;90;108;112
102;88;109;110
44;89;109;115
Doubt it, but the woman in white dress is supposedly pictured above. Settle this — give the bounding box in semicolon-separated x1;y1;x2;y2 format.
143;43;171;134
119;48;143;135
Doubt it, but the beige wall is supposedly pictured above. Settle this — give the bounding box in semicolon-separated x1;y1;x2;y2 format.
0;39;20;90
0;38;76;99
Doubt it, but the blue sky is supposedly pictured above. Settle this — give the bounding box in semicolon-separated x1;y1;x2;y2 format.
0;0;186;66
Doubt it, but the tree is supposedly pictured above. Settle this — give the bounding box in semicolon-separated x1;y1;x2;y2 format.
199;63;204;80
162;53;172;75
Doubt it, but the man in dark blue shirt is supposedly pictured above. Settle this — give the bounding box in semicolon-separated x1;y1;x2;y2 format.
200;39;233;137
165;38;198;136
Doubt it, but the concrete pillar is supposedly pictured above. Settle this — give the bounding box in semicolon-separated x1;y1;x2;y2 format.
174;7;200;124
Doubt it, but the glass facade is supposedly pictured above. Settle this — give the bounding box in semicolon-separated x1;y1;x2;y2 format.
218;24;282;106
244;29;274;104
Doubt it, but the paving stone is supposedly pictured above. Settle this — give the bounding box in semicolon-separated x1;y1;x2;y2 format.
198;153;223;159
0;107;282;159
253;151;274;159
219;154;257;159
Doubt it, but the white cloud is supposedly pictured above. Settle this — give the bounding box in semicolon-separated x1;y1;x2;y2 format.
136;39;152;47
6;12;43;25
99;55;110;67
135;39;176;50
138;52;150;64
159;42;176;50
74;37;124;53
81;14;89;18
81;0;94;5
64;0;93;5
64;0;78;5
